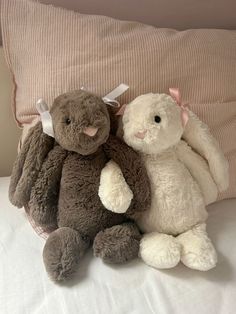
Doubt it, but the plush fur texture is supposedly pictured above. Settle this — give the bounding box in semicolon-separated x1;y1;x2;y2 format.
93;222;142;263
99;160;133;213
51;90;110;155
9;90;151;282
43;227;90;281
182;111;229;192
176;140;218;205
102;136;151;219
177;223;217;271
137;149;208;235
29;145;68;230
139;232;181;269
9;123;54;209
100;92;229;271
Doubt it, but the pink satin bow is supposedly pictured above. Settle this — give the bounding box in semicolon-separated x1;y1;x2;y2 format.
169;88;189;127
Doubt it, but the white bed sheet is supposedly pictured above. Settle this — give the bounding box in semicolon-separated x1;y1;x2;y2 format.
0;176;236;314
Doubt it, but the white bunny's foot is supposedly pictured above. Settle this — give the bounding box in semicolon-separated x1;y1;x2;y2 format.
99;160;133;213
139;232;181;269
177;224;217;271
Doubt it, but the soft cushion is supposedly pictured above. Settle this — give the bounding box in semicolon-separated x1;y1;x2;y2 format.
1;0;236;199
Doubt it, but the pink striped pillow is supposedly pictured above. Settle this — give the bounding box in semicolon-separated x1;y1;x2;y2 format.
1;0;236;200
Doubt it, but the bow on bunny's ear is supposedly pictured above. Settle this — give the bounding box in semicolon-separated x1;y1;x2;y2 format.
169;88;189;127
169;87;229;193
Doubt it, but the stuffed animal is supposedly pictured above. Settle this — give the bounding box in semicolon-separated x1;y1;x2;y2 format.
9;89;151;281
99;89;229;271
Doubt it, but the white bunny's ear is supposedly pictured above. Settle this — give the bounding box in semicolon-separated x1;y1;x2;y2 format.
182;110;229;192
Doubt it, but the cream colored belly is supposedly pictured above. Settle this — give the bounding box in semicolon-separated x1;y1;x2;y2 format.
137;152;208;235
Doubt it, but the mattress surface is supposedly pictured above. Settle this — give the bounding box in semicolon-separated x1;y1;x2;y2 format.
0;177;236;314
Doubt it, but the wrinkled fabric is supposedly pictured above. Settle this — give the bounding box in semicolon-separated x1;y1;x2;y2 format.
1;177;236;314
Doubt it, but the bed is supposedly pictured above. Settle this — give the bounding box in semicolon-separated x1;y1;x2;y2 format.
1;1;236;313
0;176;236;314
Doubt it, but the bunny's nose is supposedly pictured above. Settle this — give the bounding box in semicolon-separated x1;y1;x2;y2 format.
134;130;147;139
83;126;98;137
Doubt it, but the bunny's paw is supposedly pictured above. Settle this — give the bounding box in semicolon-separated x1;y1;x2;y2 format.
177;224;217;271
99;160;133;213
139;232;181;269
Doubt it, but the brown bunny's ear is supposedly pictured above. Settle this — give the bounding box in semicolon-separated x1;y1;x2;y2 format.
29;145;68;229
107;103;127;136
9;122;54;208
107;106;119;135
103;134;151;218
116;116;124;140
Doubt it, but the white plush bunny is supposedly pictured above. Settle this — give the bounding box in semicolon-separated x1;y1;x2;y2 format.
99;89;229;271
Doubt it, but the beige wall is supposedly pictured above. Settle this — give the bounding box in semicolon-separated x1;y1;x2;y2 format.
0;48;21;177
0;0;236;45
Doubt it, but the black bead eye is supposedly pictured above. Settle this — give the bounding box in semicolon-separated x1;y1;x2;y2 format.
65;118;71;125
154;115;161;123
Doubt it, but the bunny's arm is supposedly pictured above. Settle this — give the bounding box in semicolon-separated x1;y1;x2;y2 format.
9;122;54;208
99;160;134;213
102;135;151;217
183;111;229;192
29;145;68;229
176;140;218;205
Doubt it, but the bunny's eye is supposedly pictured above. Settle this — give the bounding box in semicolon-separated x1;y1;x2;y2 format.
65;118;71;125
154;115;161;123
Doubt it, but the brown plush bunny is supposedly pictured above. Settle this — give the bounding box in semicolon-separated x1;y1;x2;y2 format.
9;90;151;282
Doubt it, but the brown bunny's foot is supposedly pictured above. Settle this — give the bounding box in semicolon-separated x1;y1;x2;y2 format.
43;227;90;282
93;222;142;264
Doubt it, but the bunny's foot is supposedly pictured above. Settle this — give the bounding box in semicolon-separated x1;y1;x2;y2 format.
93;222;141;263
43;227;90;281
177;223;217;271
139;232;181;269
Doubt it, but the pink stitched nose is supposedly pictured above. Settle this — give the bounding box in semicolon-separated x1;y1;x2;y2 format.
83;126;98;137
134;130;147;139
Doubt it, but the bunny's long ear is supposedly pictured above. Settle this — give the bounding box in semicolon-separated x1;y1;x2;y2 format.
9;122;54;208
182;110;229;192
29;145;68;229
